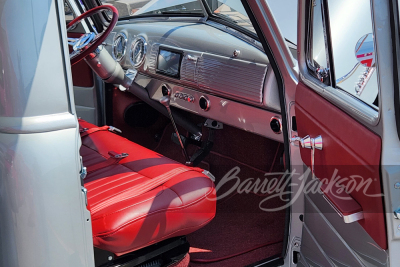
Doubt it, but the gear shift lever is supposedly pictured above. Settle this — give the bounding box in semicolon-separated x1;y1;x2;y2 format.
159;95;191;165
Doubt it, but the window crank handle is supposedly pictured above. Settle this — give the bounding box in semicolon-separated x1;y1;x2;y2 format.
291;135;323;179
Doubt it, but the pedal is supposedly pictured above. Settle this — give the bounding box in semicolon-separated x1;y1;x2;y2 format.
190;128;215;166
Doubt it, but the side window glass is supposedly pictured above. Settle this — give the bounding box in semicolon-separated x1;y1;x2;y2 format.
308;0;378;109
309;0;328;71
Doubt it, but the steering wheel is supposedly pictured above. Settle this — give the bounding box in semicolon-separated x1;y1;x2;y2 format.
67;6;118;65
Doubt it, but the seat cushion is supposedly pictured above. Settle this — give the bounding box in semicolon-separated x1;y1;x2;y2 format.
79;120;216;256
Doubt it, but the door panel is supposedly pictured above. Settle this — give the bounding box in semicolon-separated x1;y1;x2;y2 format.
300;223;335;267
296;82;386;249
306;183;388;266
304;196;364;266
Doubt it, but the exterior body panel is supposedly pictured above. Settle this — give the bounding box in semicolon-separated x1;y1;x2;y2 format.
0;0;94;266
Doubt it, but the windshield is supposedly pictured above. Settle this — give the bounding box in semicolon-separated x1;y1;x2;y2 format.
204;0;255;34
102;0;205;17
101;0;255;34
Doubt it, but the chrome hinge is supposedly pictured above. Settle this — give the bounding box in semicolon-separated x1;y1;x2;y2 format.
81;186;88;206
394;207;400;219
316;68;329;83
79;156;87;180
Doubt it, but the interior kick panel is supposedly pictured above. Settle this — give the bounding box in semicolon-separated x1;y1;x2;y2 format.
295;83;386;249
142;75;283;143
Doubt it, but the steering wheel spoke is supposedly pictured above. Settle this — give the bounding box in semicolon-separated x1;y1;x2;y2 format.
67;5;118;65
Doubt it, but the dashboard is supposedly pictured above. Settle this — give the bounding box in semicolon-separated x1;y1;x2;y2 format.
104;17;283;142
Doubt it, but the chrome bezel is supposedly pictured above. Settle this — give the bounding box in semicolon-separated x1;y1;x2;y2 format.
112;32;128;62
199;95;210;111
270;116;282;134
130;36;147;67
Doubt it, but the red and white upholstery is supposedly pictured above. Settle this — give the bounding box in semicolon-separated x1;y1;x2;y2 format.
78;119;216;256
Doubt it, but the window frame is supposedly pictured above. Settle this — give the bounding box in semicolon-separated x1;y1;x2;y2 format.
299;0;380;126
305;0;379;112
306;0;336;86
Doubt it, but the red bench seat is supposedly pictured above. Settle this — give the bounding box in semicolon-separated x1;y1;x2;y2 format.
79;119;216;256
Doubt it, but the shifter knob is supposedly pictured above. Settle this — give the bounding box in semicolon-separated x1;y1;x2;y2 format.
159;95;170;108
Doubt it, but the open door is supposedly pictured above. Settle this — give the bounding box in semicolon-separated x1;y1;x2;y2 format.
294;1;389;266
245;0;393;266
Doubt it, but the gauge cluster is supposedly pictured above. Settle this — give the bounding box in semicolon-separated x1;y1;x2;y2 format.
130;36;147;67
112;33;127;62
108;32;147;69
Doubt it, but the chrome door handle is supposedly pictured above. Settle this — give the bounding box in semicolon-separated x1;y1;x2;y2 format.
313;135;323;150
291;135;323;178
290;135;323;150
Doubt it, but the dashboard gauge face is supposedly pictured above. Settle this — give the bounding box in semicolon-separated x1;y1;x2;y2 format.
130;36;147;67
112;33;127;61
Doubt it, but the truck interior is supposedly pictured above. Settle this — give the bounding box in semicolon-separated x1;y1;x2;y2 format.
65;1;290;266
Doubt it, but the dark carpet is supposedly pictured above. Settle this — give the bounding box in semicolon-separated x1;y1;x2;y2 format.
154;124;286;267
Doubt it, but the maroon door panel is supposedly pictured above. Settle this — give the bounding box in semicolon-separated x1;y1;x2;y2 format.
295;82;387;249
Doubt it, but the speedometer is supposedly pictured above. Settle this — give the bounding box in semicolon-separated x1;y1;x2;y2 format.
112;33;127;62
130;36;147;67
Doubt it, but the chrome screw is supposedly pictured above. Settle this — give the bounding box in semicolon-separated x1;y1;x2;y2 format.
395;182;400;189
233;49;240;57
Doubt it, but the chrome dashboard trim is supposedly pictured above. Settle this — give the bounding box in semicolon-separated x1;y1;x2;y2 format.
199;95;210;111
196;53;267;104
130;36;147;67
112;32;128;62
270;116;282;134
181;53;199;84
148;43;160;74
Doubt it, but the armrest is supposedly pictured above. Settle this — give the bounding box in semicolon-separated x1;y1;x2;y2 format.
320;183;364;223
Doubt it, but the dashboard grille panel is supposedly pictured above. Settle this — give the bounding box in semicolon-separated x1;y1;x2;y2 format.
180;54;197;83
196;54;267;104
